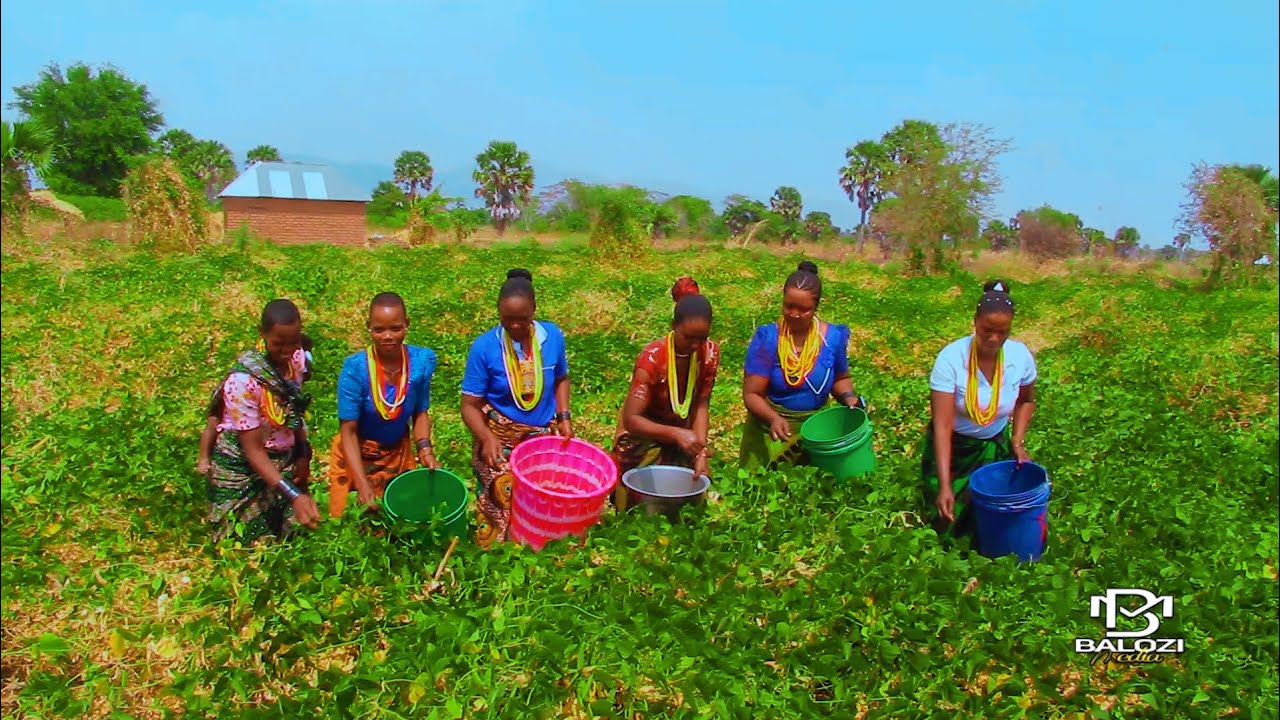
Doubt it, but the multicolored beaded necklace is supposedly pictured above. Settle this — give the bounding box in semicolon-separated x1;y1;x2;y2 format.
366;344;410;421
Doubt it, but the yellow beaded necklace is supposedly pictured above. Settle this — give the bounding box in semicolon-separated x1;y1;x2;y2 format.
665;332;698;419
777;318;821;387
501;328;543;411
965;338;1004;426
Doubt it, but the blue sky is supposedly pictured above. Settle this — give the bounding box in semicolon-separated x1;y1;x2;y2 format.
3;0;1277;246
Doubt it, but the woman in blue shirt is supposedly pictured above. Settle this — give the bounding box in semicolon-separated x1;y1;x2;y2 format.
328;292;439;518
739;261;865;470
460;269;574;548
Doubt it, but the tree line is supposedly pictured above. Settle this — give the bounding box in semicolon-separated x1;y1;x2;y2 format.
2;61;1276;280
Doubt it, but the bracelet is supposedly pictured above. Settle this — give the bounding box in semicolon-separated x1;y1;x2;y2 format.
415;438;433;451
835;391;856;404
554;411;572;422
277;478;303;501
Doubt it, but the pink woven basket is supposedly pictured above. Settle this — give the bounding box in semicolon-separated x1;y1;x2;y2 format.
508;436;617;551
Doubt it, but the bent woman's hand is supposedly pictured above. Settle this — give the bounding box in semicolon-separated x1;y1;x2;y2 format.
672;428;704;457
935;485;956;523
292;494;321;529
768;415;792;442
480;434;505;469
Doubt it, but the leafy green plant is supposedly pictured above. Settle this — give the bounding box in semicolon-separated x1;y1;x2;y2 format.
0;237;1276;719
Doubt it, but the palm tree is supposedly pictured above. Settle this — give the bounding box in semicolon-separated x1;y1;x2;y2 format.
394;150;434;203
2;119;58;189
472;141;534;236
770;186;803;244
246;145;282;165
2;119;59;222
838;140;887;250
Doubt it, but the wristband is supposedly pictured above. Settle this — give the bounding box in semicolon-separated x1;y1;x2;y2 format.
415;438;433;451
554;411;572;422
277;479;303;501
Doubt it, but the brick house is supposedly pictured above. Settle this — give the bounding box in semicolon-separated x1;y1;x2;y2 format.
218;161;370;246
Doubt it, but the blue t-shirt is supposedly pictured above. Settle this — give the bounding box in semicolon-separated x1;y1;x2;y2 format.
461;321;569;427
337;344;437;446
744;322;852;412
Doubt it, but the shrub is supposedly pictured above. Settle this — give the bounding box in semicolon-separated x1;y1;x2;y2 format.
121;156;206;251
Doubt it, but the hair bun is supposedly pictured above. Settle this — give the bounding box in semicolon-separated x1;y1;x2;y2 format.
797;260;819;276
507;268;533;282
983;279;1010;295
671;276;700;303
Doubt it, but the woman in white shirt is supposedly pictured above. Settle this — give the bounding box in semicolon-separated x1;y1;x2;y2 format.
923;280;1038;538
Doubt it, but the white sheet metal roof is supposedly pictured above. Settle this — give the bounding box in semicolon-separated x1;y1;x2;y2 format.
219;161;370;202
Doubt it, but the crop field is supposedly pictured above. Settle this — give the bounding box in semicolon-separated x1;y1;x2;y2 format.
1;236;1277;719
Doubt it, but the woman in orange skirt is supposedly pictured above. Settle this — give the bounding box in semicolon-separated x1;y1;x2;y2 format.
329;292;440;517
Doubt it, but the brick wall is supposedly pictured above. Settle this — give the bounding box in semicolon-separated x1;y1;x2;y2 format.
222;197;368;246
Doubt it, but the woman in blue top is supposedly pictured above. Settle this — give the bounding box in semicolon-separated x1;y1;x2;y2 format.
461;269;574;548
739;261;865;470
328;292;439;518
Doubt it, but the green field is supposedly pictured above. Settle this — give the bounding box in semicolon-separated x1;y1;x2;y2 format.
1;237;1277;719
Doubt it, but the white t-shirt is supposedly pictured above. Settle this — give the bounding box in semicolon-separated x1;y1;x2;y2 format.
929;336;1037;439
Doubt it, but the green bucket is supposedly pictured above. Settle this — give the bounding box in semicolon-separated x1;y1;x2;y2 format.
382;468;470;539
800;406;877;481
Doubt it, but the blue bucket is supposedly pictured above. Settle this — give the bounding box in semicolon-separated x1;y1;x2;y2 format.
968;461;1050;562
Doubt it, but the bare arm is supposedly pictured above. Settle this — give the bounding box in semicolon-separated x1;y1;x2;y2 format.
830;372;858;406
339;420;375;508
412;411;440;468
930;390;956;490
196;415;219;474
460;394;494;445
238;426;319;528
554;374;574;438
743;374;779;425
620;368;682;445
1010;383;1036;460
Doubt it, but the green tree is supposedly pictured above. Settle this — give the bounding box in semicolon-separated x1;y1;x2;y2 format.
871;123;1007;270
665;195;716;237
589;196;649;258
981;219;1016;250
156;129;237;203
1113;226;1141;258
647;203;679;239
803;211;834;241
393;150;434;202
1173;232;1191;259
246;145;282;164
838;140;888;250
1016;205;1083;258
769;186;803;244
10;62;163;196
368;180;409;225
473;141;534;235
722;195;770;239
1178;162;1279;281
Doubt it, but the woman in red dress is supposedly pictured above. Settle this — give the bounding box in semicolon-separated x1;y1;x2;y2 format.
611;277;720;510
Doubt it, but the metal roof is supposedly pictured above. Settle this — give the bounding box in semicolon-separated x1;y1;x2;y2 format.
218;161;370;202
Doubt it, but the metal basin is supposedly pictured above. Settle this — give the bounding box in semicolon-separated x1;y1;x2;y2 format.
620;465;711;522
